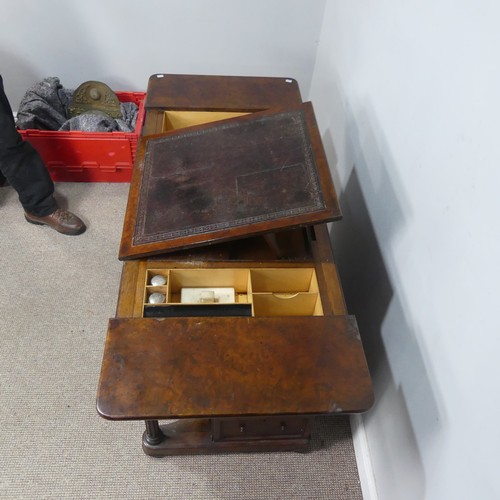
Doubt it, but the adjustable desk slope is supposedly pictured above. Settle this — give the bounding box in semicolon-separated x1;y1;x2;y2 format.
96;74;373;456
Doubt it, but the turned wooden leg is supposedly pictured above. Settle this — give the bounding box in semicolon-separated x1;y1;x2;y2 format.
144;420;165;445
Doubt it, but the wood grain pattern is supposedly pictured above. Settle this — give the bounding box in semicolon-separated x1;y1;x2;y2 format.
145;74;302;111
97;315;373;420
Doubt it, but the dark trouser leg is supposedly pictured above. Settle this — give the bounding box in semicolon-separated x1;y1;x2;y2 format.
0;75;57;217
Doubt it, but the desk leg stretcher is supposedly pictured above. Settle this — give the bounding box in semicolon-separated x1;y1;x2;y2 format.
142;417;312;456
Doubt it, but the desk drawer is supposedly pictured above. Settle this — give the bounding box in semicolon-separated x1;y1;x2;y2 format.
212;417;310;442
139;266;324;318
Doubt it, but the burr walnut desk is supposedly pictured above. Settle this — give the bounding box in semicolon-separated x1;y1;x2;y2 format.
96;74;373;456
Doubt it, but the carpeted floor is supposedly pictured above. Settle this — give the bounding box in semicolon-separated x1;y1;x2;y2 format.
0;182;363;500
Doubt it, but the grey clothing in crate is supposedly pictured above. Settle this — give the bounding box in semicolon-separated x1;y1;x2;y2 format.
16;77;138;132
59;103;138;132
16;77;71;130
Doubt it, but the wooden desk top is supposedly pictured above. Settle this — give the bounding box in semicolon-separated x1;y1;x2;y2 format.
145;73;302;111
97;315;373;420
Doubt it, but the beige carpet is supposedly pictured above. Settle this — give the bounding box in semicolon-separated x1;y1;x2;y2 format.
0;182;363;500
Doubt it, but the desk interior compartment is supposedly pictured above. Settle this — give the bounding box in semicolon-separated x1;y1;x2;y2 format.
169;269;250;304
250;268;323;317
143;268;251;318
142;266;323;318
144;269;170;305
163;110;249;132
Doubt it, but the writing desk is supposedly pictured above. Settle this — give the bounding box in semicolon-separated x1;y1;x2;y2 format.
96;74;373;455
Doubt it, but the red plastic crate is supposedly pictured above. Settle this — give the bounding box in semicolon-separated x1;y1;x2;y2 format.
18;91;146;182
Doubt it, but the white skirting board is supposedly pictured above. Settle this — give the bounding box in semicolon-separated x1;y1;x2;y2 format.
350;415;379;500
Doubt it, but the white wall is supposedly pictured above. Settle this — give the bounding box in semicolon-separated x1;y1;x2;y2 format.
2;0;326;108
310;2;500;499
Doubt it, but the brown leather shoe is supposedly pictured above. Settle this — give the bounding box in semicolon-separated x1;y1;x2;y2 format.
25;208;86;235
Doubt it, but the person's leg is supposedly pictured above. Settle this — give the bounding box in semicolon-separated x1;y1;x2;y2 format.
0;75;57;216
0;76;85;234
0;138;58;217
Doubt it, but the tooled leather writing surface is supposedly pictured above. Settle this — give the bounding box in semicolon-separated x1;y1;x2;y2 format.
134;107;324;246
120;102;341;259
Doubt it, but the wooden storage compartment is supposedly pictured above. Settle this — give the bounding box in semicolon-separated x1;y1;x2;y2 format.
250;268;323;316
141;266;323;317
144;269;170;304
163;110;249;131
143;268;252;318
252;293;321;317
146;269;169;286
169;269;250;303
